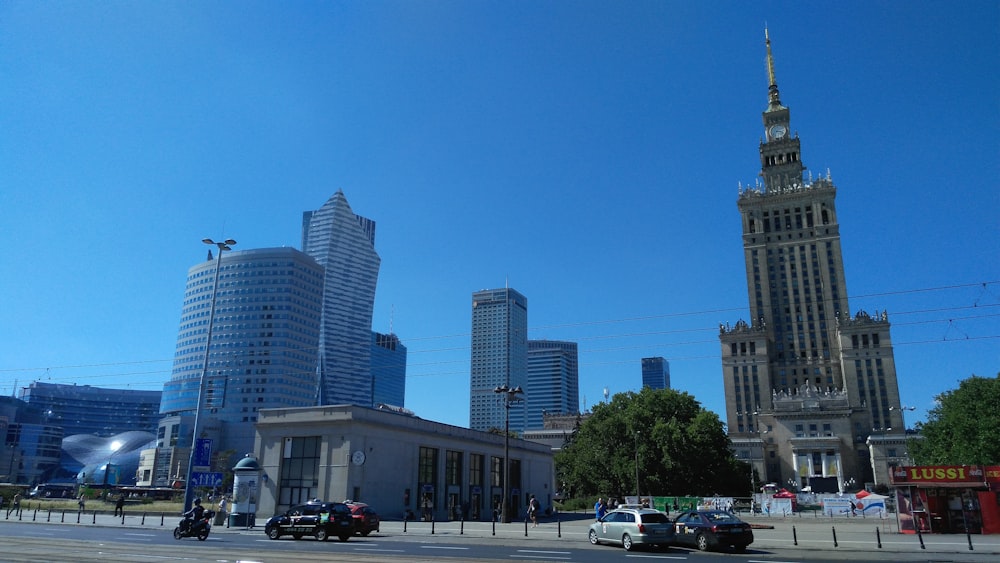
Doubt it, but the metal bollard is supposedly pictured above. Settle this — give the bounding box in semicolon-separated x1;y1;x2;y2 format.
77;511;81;524
403;517;407;533
966;528;974;551
557;513;561;538
141;512;146;525
92;511;97;524
33;508;37;521
832;526;838;547
121;512;125;525
916;521;926;549
792;525;798;546
460;514;464;535
61;510;65;523
875;526;882;548
524;517;528;537
161;513;164;526
492;517;496;536
47;510;51;522
431;514;435;535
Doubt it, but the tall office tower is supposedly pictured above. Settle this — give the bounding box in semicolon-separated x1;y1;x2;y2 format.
371;331;407;408
160;247;325;457
640;357;670;390
525;340;579;430
720;31;904;493
469;288;528;432
20;382;162;437
302;190;382;406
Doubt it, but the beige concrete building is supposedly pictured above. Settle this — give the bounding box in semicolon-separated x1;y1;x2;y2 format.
252;404;555;522
720;33;907;495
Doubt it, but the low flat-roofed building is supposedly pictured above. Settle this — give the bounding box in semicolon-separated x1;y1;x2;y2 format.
253;404;555;522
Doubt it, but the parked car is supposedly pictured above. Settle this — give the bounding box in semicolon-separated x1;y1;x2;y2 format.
263;500;354;542
345;501;380;536
671;509;754;552
588;507;674;551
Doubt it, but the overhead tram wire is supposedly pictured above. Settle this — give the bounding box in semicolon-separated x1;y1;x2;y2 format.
3;280;998;387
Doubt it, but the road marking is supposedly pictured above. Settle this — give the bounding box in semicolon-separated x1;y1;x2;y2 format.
510;556;570;560
420;545;470;550
624;555;687;560
516;550;571;555
354;548;405;553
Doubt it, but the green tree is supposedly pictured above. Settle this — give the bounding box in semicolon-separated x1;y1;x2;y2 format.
910;373;1000;465
555;387;746;500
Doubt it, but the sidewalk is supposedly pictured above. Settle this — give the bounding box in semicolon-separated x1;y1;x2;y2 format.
5;507;1000;558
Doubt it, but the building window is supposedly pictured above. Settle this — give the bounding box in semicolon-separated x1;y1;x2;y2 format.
469;453;484;487
446;450;462;486
277;436;321;507
491;455;503;487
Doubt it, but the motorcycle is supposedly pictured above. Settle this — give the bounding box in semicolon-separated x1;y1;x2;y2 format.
173;509;216;541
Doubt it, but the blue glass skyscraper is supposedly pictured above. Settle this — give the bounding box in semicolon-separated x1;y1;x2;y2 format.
526;340;579;430
302;191;382;406
371;331;406;408
641;357;670;390
469;288;528;432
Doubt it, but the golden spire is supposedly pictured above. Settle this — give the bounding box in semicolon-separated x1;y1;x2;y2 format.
765;27;783;111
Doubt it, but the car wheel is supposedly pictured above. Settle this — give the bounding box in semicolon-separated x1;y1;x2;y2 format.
622;534;634;551
338;534;351;542
696;533;709;551
588;529;600;545
267;527;281;540
315;528;329;542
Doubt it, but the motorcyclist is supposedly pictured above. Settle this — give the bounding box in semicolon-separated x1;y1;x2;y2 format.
181;498;206;533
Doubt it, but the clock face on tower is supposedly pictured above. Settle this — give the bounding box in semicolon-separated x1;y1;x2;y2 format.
352;450;366;465
769;124;788;140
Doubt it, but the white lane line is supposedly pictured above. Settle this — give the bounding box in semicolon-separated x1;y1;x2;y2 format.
419;545;470;550
353;548;406;553
625;555;688;560
516;550;571;555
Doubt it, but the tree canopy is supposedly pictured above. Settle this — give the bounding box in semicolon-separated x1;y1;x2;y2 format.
909;373;1000;465
555;387;747;500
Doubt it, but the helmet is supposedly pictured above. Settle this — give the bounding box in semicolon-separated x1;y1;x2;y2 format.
194;498;202;506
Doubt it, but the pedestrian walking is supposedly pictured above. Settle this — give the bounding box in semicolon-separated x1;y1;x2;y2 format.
9;493;21;517
114;494;125;517
528;495;540;527
78;493;86;512
594;497;607;521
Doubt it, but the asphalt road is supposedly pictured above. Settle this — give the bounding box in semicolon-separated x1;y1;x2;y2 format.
1;508;997;563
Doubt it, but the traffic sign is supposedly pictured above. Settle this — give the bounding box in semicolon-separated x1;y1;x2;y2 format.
190;471;223;487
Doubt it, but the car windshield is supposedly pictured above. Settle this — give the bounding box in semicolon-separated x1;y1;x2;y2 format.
640;513;670;523
704;511;741;523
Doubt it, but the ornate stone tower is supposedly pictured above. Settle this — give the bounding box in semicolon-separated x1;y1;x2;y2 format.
720;30;907;494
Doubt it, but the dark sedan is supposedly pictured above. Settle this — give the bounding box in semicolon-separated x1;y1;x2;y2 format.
263;500;354;542
672;509;753;552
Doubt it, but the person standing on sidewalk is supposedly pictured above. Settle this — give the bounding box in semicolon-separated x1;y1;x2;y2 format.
114;494;125;517
78;493;86;512
9;493;21;517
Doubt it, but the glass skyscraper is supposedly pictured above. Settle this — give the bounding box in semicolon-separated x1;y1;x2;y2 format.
371;331;406;408
302;190;382;406
469;288;528;432
525;340;579;431
160;247;325;456
640;357;670;390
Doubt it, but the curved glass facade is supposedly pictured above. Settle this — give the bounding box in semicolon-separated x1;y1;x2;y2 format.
160;247;325;455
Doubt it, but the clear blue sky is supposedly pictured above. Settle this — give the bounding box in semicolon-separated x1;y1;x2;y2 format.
2;1;997;430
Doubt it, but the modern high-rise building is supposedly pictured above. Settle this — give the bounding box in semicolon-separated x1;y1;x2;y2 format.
469;288;528;433
720;31;904;493
302;190;382;406
20;381;162;437
160;247;325;458
525;340;579;430
640;357;670;390
371;331;407;408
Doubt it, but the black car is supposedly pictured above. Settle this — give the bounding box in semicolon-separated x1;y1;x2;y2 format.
672;509;754;552
264;500;354;542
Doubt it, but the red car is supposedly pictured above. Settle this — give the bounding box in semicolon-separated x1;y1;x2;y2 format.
346;502;380;536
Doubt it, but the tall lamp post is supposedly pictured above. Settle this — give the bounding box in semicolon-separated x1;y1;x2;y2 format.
890;405;916;433
493;384;523;524
634;431;640;501
183;238;236;512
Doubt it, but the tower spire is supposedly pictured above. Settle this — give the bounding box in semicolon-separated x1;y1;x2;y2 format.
765;27;783;111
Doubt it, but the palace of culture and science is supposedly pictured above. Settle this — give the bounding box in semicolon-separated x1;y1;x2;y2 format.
720;32;907;493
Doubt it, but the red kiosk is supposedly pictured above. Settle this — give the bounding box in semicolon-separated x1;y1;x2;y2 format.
890;465;1000;534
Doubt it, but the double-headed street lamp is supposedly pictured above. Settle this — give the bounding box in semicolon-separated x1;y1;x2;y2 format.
493;384;523;524
890;405;916;433
183;238;236;512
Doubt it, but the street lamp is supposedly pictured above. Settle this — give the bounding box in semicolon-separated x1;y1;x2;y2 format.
634;431;640;501
183;238;236;512
493;384;523;524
